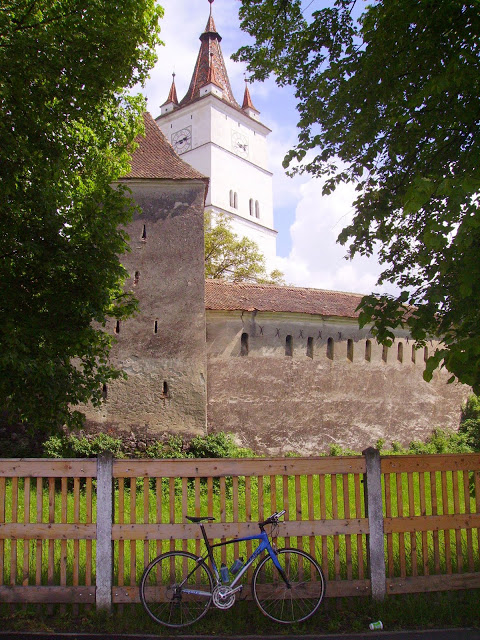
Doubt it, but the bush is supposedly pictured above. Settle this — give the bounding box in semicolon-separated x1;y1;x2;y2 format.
43;433;125;458
459;395;480;451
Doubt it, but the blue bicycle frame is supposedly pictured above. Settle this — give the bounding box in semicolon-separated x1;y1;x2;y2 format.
181;522;288;598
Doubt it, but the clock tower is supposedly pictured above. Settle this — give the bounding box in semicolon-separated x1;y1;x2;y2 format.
155;0;277;267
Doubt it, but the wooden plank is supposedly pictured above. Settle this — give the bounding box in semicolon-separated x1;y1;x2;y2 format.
418;472;429;575
0;460;97;478
113;457;366;478
269;474;277;549
396;472;406;578
476;471;480;564
343;474;352;580
387;572;480;594
0;477;5;586
219;476;226;567
35;478;43;586
441;470;452;574
319;474;328;577
295;475;304;558
130;477;136;587
194;477;200;558
111;519;369;540
452;470;463;573
384;512;480;534
117;477;125;590
60;477;68;596
0;585;95;603
85;477;92;589
0;523;97;540
22;477;31;586
144;477;150;570
307;474;315;561
245;476;252;580
47;478;55;588
430;471;440;574
112;580;371;603
169;477;175;555
10;477;19;586
382;454;480;474
73;477;80;615
331;474;340;580
233;475;239;565
463;470;474;572
354;473;364;580
384;472;394;578
407;472;417;577
283;474;290;550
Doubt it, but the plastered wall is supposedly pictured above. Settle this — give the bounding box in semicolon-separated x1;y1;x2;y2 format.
206;311;469;454
82;180;208;440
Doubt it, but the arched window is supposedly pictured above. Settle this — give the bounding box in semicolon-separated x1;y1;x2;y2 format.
229;190;234;207
285;335;293;357
306;336;314;359
347;339;354;362
241;332;249;356
249;198;254;216
234;192;238;209
365;339;372;362
327;337;334;360
255;200;260;218
397;342;403;363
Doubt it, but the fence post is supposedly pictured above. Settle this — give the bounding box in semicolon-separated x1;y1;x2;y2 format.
363;446;386;601
96;452;113;611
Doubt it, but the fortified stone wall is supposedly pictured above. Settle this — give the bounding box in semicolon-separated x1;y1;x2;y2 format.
83;180;208;440
206;310;469;454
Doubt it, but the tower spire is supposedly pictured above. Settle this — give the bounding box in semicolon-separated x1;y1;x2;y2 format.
179;0;239;108
160;72;179;115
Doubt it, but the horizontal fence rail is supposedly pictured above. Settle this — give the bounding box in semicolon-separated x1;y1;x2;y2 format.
0;451;479;609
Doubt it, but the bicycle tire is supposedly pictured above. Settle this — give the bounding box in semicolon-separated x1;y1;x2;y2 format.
252;548;326;624
140;550;213;628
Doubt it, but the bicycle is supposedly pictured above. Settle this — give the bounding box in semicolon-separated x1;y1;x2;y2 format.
140;509;326;628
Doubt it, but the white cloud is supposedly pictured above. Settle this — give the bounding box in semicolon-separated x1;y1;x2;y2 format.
274;179;396;295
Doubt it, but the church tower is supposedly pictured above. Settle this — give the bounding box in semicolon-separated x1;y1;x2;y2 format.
155;0;277;267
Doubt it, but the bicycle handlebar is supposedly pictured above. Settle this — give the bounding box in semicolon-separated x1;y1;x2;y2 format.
258;509;286;528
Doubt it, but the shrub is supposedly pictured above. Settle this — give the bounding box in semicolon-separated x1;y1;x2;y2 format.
43;433;124;458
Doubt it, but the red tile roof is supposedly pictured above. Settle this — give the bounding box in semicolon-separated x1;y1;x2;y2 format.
123;112;209;183
205;280;364;319
179;13;239;109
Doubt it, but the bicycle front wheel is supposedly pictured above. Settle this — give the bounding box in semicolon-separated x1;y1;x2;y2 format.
140;550;213;628
252;548;325;624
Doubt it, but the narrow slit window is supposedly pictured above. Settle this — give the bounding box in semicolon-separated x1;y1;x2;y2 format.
412;345;417;364
141;224;147;240
241;332;249;356
229;190;234;207
382;345;388;362
162;381;169;396
365;339;372;362
249;198;254;216
424;346;429;362
255;200;260;218
102;383;107;400
285;335;293;357
154;320;158;334
114;320;120;334
134;271;140;286
327;337;334;360
234;192;238;209
347;339;354;362
397;342;404;363
306;336;314;359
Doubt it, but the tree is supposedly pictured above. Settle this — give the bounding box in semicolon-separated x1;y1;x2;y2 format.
205;211;284;283
0;0;163;436
235;0;480;392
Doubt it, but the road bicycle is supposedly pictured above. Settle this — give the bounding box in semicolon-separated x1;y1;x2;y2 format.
139;509;326;628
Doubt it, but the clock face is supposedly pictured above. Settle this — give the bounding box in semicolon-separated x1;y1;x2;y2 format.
171;126;192;154
231;131;249;158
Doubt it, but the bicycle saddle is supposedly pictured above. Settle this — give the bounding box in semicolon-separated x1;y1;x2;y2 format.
186;515;216;523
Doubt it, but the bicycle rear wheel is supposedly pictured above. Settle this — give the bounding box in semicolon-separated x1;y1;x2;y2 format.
252;548;325;623
140;550;213;628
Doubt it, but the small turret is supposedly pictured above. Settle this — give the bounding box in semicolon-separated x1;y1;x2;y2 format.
242;80;260;121
160;73;179;115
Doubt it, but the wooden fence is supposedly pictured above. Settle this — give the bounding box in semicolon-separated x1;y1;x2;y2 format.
0;451;479;608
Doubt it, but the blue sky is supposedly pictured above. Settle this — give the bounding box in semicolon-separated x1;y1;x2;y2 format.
142;0;392;295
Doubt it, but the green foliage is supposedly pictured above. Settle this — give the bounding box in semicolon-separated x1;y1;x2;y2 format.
0;0;163;436
204;211;284;284
458;394;480;451
43;433;125;458
189;432;255;459
40;431;255;460
235;0;480;392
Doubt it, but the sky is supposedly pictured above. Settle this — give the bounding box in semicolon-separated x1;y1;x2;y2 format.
142;0;392;296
